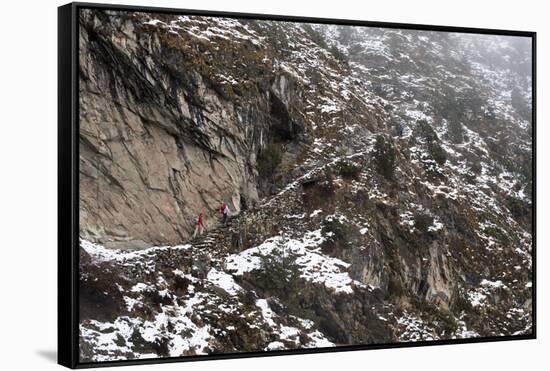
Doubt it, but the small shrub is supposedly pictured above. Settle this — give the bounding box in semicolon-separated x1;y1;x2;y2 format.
337;160;361;179
447;120;465;144
265;26;289;50
484;224;510;244
373;135;396;179
322;219;347;242
414;212;434;233
129;329;156;354
453;294;474;314
152;337;171;357
506;196;530;220
302;24;328;49
437;310;459;335
414;120;447;165
430;144;448;165
255;244;301;299
329;44;348;66
257;142;282;178
321;217;353;253
415;120;438;143
413;300;458;336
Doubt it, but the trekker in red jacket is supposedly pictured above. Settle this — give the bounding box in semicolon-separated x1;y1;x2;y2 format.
193;212;205;238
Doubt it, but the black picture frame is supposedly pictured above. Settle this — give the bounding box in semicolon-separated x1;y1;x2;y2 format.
58;2;537;368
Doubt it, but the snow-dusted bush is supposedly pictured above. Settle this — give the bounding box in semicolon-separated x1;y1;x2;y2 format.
336;160;361;179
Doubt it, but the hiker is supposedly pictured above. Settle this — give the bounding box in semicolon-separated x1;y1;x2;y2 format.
193;212;205;238
222;203;230;225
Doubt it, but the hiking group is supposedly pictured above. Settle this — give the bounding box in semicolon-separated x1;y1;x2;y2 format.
192;201;230;238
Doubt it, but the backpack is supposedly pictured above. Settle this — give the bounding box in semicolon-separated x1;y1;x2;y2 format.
193;216;198;225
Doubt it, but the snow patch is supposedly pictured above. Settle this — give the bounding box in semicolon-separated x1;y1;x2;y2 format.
225;230;359;294
207;268;243;296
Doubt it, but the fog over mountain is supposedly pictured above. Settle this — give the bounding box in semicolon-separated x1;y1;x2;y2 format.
77;9;532;362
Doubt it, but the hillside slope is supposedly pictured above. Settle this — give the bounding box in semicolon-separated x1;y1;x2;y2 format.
78;9;533;362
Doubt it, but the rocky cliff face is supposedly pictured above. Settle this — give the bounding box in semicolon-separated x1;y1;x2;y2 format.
79;10;309;247
78;9;533;362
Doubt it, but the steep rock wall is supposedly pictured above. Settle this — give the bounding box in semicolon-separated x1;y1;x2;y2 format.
78;10;304;247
